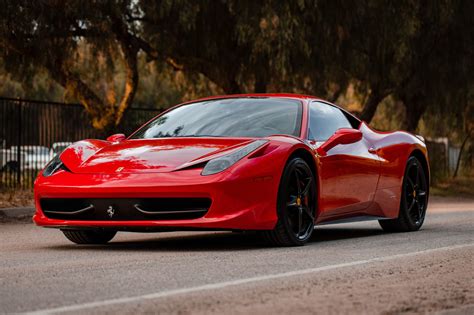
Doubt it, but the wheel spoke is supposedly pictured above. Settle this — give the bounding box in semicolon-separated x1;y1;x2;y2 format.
407;177;415;190
407;197;416;212
294;169;302;194
412;199;423;222
418;190;426;197
414;165;420;186
302;205;314;221
301;177;312;197
298;208;303;236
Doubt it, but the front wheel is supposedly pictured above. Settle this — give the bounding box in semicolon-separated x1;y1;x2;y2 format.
262;157;316;246
379;156;428;232
61;230;117;244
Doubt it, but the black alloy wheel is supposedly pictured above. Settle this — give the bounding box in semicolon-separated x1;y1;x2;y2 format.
379;156;428;232
263;157;316;246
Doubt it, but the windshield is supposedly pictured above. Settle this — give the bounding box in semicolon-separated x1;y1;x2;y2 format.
131;98;302;139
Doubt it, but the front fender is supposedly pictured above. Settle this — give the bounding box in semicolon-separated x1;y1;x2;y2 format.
60;139;110;172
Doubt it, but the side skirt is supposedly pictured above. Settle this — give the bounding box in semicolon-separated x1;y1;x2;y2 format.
316;215;387;226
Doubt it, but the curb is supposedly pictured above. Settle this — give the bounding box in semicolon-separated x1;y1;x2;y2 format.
0;207;35;222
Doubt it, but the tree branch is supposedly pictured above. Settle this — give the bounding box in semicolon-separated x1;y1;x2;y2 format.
128;34;183;70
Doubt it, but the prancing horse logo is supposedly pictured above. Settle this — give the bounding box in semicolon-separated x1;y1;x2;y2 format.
107;206;115;218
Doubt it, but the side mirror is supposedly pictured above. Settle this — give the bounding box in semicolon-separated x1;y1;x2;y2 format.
106;133;126;143
317;128;362;156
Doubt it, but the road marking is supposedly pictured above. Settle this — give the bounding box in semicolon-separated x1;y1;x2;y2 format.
24;243;474;315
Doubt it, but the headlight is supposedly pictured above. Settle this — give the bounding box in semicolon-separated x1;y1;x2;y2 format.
201;140;268;176
42;154;64;177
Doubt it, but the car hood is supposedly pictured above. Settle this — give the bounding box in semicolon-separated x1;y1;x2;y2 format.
60;138;256;174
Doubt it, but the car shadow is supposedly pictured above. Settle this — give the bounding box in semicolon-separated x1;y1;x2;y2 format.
46;226;385;252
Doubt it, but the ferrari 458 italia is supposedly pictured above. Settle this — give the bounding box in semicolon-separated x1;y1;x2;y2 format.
34;94;429;246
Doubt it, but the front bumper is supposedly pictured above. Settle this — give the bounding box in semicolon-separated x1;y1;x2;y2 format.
33;168;279;231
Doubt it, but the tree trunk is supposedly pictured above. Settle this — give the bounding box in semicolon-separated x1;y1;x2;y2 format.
328;85;345;103
53;66;115;131
254;76;267;93
401;93;428;133
453;132;471;178
4;37;116;131
359;90;385;123
404;104;427;132
254;60;268;93
53;18;140;132
114;38;139;128
404;112;422;132
222;79;242;94
2;19;141;133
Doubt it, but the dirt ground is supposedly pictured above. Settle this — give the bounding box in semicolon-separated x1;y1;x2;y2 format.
0;189;33;208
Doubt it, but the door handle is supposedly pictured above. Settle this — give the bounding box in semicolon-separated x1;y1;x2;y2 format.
368;147;377;154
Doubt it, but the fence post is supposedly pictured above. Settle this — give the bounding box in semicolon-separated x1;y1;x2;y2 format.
16;99;22;186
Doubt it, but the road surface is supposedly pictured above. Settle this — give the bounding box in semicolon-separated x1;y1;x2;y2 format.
0;197;473;314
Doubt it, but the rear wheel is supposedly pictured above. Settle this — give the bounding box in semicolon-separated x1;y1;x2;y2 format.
379;156;428;232
61;230;117;244
263;157;316;246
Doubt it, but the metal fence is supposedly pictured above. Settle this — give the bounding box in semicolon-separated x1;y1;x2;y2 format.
0;97;161;189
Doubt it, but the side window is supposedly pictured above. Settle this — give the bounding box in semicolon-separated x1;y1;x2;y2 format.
308;102;353;141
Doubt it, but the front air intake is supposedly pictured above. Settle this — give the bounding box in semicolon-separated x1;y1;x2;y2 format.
40;198;211;221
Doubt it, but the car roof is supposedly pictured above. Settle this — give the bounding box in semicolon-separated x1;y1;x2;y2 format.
180;93;322;105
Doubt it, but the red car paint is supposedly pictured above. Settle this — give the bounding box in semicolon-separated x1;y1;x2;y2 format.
33;94;429;230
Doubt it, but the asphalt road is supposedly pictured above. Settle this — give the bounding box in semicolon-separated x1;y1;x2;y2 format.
0;197;473;314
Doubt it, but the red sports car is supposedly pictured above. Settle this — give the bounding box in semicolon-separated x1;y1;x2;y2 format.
34;94;429;246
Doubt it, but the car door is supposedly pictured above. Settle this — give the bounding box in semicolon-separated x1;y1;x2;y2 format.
307;101;381;217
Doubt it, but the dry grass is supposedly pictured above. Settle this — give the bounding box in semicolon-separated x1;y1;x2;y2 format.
0;189;34;208
431;176;474;198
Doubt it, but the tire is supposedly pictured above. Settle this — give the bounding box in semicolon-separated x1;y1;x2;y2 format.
262;157;316;246
61;230;117;244
379;156;428;232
